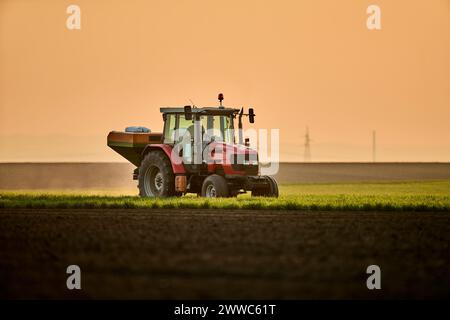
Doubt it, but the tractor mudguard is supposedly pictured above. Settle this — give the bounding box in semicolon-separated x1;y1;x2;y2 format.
141;144;186;175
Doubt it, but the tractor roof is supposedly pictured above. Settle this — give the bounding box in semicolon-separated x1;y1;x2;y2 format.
160;107;240;115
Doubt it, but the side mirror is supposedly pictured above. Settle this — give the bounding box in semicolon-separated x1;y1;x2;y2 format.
248;108;255;123
184;105;192;120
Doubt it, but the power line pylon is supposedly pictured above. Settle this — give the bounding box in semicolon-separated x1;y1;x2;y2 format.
304;126;311;162
372;130;376;162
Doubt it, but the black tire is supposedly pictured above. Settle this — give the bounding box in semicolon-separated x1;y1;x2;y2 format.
201;174;229;198
138;151;176;197
251;176;279;198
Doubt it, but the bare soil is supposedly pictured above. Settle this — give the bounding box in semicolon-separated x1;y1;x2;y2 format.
1;208;449;299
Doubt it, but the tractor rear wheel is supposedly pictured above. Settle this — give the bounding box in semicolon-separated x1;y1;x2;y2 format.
201;174;229;198
138;151;176;197
251;176;279;197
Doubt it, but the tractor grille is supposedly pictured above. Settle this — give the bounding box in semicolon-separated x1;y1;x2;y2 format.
231;164;259;176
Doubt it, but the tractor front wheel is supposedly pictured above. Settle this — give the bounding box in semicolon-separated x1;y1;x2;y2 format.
201;174;229;198
251;176;279;197
138;151;176;197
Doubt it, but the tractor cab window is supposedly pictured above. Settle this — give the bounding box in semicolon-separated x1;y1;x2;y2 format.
163;114;196;144
177;115;194;139
201;115;234;144
163;114;176;144
163;113;234;144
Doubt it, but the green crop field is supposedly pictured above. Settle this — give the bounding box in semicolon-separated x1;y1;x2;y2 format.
1;180;449;211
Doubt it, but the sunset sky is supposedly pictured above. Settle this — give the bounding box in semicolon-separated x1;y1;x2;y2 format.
0;0;449;162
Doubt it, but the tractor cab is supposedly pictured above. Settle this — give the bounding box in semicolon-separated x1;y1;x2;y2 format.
159;94;257;171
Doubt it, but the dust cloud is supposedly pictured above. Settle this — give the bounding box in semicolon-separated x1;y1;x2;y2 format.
1;163;450;190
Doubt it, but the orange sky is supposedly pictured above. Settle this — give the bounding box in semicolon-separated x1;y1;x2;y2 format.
0;0;449;162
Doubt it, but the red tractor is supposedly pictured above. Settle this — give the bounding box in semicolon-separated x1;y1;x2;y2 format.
107;94;278;198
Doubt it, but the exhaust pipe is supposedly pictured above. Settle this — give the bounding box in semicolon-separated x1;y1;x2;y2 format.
193;115;203;165
238;107;244;145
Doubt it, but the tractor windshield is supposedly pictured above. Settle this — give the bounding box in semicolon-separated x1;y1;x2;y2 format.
201;115;234;144
163;113;235;144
